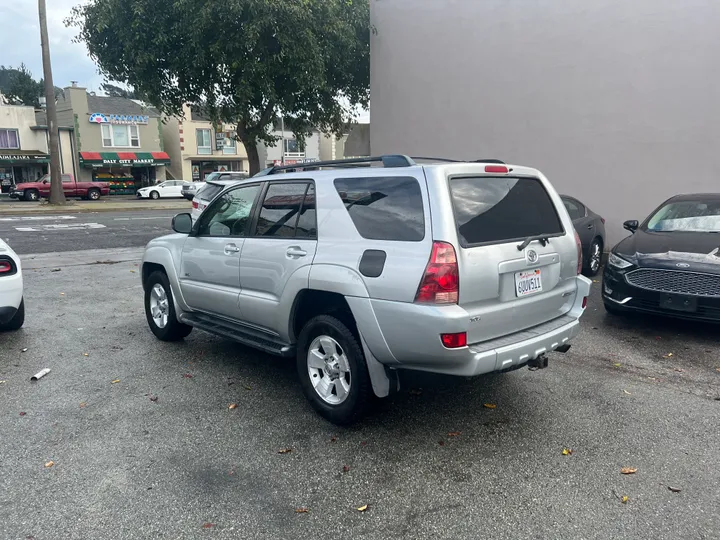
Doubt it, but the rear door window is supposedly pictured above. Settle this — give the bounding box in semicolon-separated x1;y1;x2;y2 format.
254;182;316;238
450;176;564;246
333;176;424;241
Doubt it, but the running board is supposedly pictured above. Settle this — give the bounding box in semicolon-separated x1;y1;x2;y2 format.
179;312;295;358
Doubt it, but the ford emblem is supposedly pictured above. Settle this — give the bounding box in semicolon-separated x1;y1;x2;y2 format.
676;263;690;268
527;249;538;264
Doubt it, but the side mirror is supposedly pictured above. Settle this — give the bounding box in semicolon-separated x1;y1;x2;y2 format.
623;220;639;233
43;179;49;184
172;213;193;234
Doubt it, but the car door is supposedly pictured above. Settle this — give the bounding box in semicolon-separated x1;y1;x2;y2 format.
61;174;75;197
562;196;593;252
239;181;318;334
169;181;183;198
178;182;263;319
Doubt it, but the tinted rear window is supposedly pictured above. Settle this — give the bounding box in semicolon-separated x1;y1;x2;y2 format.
198;183;225;201
450;176;564;246
334;177;424;241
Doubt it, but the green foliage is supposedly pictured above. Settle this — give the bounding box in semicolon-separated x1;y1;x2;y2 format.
101;83;142;100
0;64;44;107
67;0;370;173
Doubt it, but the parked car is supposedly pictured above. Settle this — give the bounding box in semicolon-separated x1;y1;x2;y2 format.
141;155;591;424
8;173;109;201
136;180;185;199
0;238;24;331
603;193;720;321
560;195;606;276
181;181;205;201
190;172;249;221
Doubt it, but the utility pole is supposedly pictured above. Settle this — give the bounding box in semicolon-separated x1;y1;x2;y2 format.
38;0;66;205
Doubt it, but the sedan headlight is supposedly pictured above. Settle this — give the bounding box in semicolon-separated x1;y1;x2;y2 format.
608;252;632;269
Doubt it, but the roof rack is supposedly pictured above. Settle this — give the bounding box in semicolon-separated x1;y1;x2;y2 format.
411;156;506;165
254;155;416;176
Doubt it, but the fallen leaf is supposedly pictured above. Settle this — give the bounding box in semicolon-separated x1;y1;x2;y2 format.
667;486;682;493
356;504;368;512
228;403;238;410
243;385;252;390
448;431;461;437
483;403;497;409
360;441;367;447
621;467;638;475
83;353;89;357
330;436;337;442
0;380;5;384
295;507;309;514
277;447;293;454
664;352;673;358
655;336;662;340
592;279;599;283
613;363;622;367
674;368;684;373
149;395;158;402
562;448;573;456
621;495;629;504
21;348;28;353
130;270;136;273
60;293;65;296
623;390;632;395
183;373;193;378
201;522;214;529
44;461;54;468
342;465;350;473
79;402;86;408
715;368;720;373
51;268;61;272
19;412;27;416
438;440;445;446
111;379;120;384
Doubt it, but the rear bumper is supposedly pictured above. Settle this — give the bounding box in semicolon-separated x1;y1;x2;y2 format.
0;305;19;324
0;274;23;322
349;275;591;376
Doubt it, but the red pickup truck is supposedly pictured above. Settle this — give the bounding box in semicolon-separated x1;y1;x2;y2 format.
9;174;110;201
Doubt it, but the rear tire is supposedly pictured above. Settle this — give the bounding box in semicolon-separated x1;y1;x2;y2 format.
0;298;24;331
296;315;370;425
144;271;192;341
583;238;603;277
150;191;160;200
88;188;100;200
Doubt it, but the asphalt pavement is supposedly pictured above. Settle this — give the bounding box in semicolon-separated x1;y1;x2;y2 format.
0;250;718;539
0;209;178;254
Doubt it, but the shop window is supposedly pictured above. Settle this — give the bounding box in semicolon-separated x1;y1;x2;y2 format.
283;138;304;158
101;124;141;148
197;129;212;155
223;136;237;155
0;129;20;149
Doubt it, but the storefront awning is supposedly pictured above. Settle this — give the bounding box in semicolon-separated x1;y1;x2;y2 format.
0;150;50;164
79;151;171;168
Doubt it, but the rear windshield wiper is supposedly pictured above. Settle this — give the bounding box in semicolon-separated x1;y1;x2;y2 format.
517;235;550;251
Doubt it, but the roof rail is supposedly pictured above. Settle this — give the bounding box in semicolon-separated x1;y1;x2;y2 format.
254;155;416;177
412;156;507;165
474;158;505;164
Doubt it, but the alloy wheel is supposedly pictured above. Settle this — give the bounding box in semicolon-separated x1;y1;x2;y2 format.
149;284;169;328
307;335;352;405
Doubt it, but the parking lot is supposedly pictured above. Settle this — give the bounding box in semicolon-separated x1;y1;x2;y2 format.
1;250;719;539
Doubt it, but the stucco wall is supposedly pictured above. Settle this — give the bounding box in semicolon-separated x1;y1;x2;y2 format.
370;0;720;246
258;131;321;165
0;104;49;153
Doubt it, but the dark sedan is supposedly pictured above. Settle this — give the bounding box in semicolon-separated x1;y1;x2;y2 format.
603;193;720;322
561;195;606;276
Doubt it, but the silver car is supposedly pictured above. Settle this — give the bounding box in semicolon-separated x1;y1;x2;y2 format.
141;156;591;424
190;172;249;221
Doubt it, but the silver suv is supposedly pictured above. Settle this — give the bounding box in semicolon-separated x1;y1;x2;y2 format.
141;156;591;424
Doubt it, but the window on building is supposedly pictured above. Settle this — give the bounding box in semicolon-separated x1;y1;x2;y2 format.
223;135;237;155
197;129;212;155
101;124;140;148
0;129;20;149
283;138;304;158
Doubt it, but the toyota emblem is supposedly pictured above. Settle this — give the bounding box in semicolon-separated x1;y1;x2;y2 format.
527;249;538;264
676;263;690;268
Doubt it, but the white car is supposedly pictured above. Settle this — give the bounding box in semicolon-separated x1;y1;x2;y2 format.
0;239;24;331
136;180;185;200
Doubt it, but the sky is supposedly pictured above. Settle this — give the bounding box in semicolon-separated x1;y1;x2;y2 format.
0;0;370;122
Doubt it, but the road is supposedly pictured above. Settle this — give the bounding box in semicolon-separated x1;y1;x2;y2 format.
0;249;718;539
0;209;178;254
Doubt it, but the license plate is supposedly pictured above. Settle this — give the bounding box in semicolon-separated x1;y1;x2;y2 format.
515;269;543;297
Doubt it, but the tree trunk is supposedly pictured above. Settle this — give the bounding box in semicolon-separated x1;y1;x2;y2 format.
38;0;66;205
244;141;261;177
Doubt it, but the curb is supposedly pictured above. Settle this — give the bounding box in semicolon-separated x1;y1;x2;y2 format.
0;203;190;215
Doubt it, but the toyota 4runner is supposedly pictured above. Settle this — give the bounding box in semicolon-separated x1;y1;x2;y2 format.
141;156;591;424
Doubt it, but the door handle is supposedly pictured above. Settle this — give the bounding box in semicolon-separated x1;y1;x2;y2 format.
286;246;307;258
224;243;240;255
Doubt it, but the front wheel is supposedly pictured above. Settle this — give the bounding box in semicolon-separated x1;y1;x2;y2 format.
144;271;192;341
584;238;603;277
296;315;371;425
24;190;39;202
149;191;160;200
0;298;24;331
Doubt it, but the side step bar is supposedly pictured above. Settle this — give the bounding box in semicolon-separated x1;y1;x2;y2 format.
179;312;296;358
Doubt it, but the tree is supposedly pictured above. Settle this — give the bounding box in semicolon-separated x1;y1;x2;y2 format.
0;64;43;107
101;83;141;100
67;0;370;175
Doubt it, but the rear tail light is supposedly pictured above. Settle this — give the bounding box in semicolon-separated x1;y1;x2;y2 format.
601;217;606;224
0;259;15;275
441;332;467;349
415;241;459;304
485;165;508;173
192;201;198;209
574;230;583;274
582;297;588;309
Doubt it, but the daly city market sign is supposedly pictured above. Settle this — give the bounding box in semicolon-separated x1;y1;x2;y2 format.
89;113;149;125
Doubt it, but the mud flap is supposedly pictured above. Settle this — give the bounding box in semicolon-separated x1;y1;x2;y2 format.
359;333;399;398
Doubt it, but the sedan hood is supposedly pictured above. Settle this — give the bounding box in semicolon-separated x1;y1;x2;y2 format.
615;229;720;273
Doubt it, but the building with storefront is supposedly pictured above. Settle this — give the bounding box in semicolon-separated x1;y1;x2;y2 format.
370;0;720;245
0;101;75;194
163;105;248;182
257;123;321;168
56;84;170;194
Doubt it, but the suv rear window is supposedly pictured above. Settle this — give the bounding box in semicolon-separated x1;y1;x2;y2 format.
450;176;564;246
334;177;424;241
198;182;226;201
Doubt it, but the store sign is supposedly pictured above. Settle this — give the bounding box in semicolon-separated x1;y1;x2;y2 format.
0;153;50;163
101;158;156;165
272;158;319;166
215;132;225;150
192;165;200;180
89;113;149;125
